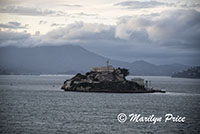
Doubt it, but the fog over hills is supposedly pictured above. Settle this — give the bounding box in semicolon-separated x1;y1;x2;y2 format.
0;45;189;76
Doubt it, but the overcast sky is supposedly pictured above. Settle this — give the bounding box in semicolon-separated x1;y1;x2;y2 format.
0;0;200;65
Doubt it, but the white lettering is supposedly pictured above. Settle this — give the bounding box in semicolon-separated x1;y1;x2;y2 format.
165;114;185;122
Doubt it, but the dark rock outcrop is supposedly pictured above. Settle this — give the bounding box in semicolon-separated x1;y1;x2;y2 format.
61;68;165;93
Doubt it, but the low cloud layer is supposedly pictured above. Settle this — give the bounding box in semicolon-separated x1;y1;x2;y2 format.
0;31;30;47
45;22;114;42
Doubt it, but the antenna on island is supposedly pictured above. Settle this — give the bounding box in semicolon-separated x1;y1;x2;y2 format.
106;60;109;72
106;60;109;67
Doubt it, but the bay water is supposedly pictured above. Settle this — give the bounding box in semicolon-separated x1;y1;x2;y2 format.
0;75;200;134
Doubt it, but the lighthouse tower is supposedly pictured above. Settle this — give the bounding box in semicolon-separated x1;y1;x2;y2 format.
106;60;109;71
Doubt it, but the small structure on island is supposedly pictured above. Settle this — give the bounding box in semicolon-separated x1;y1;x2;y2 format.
131;78;152;88
92;60;115;72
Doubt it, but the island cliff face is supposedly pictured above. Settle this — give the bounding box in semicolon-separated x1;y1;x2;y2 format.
61;67;163;93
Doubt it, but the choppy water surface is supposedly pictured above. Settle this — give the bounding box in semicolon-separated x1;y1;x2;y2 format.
0;75;200;134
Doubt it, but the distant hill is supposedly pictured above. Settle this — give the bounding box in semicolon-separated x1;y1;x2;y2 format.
0;45;108;74
172;66;200;79
0;45;189;76
126;61;189;76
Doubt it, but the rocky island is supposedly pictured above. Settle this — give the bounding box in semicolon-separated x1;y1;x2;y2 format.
61;62;165;93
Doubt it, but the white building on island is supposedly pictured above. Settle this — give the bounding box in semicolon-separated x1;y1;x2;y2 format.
92;60;115;72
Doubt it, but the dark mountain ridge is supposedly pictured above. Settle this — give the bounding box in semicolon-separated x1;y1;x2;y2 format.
0;45;189;76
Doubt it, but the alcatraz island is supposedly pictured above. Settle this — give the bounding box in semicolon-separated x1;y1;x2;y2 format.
61;60;165;93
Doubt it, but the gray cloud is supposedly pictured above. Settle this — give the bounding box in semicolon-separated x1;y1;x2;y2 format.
116;9;200;49
0;9;200;65
0;30;45;47
39;20;47;25
0;0;19;6
41;9;200;65
45;22;115;42
181;3;200;8
74;12;99;17
62;4;82;7
8;22;21;27
0;21;28;29
173;2;200;8
0;6;56;16
114;1;200;9
50;23;65;27
114;1;165;9
35;31;40;36
0;31;30;47
0;31;29;41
